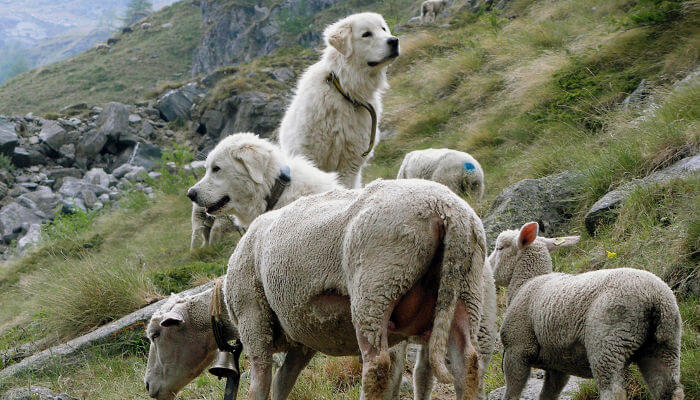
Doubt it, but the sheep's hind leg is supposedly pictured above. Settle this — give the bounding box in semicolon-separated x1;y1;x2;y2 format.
413;344;435;400
355;320;393;400
447;301;480;400
272;345;316;400
637;345;683;400
539;370;570;400
502;347;531;400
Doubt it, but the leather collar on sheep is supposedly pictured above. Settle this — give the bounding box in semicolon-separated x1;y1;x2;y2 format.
265;165;291;212
326;71;377;157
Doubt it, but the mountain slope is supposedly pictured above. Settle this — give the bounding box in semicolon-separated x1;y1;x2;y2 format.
0;1;201;115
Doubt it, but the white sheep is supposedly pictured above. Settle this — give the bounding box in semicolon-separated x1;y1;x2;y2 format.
489;222;684;400
421;0;448;24
397;148;484;201
189;205;242;250
146;178;488;400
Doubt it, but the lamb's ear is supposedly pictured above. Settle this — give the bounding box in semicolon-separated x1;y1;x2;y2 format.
517;222;539;250
543;236;580;252
324;20;352;57
231;145;268;184
160;311;184;327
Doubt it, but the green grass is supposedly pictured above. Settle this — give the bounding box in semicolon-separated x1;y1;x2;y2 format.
0;1;201;115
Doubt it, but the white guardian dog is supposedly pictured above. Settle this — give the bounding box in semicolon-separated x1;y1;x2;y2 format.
279;12;399;188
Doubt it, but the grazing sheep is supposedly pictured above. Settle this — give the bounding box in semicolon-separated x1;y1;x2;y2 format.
421;0;448;24
141;22;153;30
279;13;399;188
189;205;242;250
489;222;684;400
146;179;488;400
397;148;485;201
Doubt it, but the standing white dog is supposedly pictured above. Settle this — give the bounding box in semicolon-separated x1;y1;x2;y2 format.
279;12;399;188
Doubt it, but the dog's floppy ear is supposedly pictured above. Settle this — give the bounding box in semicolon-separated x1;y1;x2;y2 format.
230;144;269;185
324;20;352;57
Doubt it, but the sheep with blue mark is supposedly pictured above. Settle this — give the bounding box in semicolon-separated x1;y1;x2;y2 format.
397;148;484;201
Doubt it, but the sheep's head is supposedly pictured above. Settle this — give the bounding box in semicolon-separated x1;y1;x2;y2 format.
144;293;218;400
489;222;580;289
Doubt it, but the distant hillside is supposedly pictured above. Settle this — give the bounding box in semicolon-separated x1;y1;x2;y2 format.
0;1;201;115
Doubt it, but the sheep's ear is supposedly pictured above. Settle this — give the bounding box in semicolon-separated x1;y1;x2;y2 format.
324;20;352;57
544;236;580;252
518;222;539;250
230;145;268;185
160;311;184;327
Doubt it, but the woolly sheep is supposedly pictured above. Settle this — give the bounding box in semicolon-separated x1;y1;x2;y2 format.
421;0;448;24
189;205;242;250
397;148;484;201
489;222;684;400
146;179;488;400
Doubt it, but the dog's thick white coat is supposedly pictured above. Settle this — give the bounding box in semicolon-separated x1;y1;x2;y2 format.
279;12;398;188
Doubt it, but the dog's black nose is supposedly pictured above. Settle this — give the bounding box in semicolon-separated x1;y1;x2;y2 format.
387;37;399;49
187;188;198;202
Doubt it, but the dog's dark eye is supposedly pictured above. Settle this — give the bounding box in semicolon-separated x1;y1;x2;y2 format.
212;166;220;173
362;31;372;37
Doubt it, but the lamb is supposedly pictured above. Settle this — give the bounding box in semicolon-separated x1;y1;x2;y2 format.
489;222;684;400
397;148;484;201
146;178;489;400
421;0;448;24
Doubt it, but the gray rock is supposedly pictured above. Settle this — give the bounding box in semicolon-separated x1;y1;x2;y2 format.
124;166;147;182
128;114;142;123
60;103;88;113
58;143;75;159
487;375;587;400
483;172;581;246
0;182;7;200
58;177;109;200
84;168;110;187
82;189;97;208
117;142;163;170
0;385;76;400
77;130;107;159
585;154;700;235
219;91;285;138
622;79;652;109
38;121;70;153
112;163;135;179
97;102;130;141
18;223;43;251
11;147;45;168
0;117;19;156
271;67;295;82
0;202;43;243
155;83;203;122
199;109;224;138
18;186;61;216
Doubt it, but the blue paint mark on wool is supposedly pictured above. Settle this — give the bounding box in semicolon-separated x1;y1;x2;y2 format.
464;162;476;171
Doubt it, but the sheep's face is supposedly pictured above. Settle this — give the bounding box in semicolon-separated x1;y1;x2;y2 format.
187;133;279;226
489;222;580;287
144;296;217;400
325;12;399;68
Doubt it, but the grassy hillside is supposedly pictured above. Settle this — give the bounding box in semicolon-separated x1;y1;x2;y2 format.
0;1;201;115
0;0;698;399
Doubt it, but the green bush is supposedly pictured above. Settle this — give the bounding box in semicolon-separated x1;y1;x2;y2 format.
626;0;682;26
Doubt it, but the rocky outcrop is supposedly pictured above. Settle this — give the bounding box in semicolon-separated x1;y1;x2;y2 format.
155;83;204;122
191;0;344;76
585;154;700;235
197;91;286;140
0;117;19;156
482;172;581;245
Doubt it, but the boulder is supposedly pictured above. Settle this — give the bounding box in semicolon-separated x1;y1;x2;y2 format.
0;182;7;200
0;385;75;400
18;186;61;216
96;102;130;141
116;142;163;170
0;202;44;243
38;120;71;153
18;223;43;251
219;91;285;138
84;168;110;187
11;147;45;168
487;373;587;400
585;154;700;235
112;163;136;179
199;109;224;138
58;177;109;201
271;67;295;82
0;117;18;156
77;130;108;159
482;172;581;245
155;83;203;122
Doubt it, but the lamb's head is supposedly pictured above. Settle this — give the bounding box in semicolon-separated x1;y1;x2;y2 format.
489;222;580;290
187;132;285;227
144;293;218;400
324;12;399;69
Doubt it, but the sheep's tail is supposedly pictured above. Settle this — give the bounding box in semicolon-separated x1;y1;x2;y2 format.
650;284;682;346
428;212;486;384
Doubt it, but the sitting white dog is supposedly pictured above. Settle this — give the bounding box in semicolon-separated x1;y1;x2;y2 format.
279;12;399;188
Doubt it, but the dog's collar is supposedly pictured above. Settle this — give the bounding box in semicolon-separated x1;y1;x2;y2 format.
265;165;291;212
326;72;377;157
